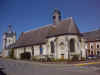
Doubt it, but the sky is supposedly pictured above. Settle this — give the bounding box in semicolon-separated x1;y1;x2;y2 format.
0;0;100;51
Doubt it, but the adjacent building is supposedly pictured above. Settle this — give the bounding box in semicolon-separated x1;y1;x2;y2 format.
2;25;16;57
83;29;100;58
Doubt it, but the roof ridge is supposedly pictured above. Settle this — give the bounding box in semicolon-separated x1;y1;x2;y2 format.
83;28;100;33
24;17;73;34
24;24;54;33
61;16;73;22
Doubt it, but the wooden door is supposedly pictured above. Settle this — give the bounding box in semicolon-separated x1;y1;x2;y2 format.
61;54;64;59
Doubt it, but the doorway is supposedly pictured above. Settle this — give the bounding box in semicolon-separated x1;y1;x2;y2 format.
20;52;31;60
61;54;64;59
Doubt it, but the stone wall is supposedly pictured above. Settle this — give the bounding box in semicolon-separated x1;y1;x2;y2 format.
13;35;86;60
47;35;83;60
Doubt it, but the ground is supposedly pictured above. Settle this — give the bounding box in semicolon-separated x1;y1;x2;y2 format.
0;58;100;75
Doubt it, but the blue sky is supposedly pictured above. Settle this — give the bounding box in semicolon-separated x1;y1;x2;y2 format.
0;0;100;51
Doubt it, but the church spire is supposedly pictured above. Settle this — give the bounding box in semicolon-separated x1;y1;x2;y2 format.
52;8;61;25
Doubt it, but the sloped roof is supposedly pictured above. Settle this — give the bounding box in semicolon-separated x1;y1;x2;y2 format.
48;17;80;37
82;29;100;42
13;17;80;48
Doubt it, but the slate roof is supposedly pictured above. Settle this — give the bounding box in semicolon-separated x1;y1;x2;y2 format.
12;17;80;48
82;29;100;42
52;17;80;36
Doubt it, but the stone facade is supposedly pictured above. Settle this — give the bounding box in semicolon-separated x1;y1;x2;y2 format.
85;41;100;57
14;35;86;60
83;29;100;58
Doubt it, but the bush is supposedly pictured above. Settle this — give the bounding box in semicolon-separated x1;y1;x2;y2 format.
49;58;56;62
32;56;41;61
9;48;14;59
55;59;68;62
81;57;86;61
71;54;79;61
32;55;69;62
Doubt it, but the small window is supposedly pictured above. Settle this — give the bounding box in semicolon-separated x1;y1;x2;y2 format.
91;51;93;56
90;43;93;49
97;44;99;48
97;51;100;56
91;45;93;49
53;16;56;19
88;50;90;55
59;16;61;20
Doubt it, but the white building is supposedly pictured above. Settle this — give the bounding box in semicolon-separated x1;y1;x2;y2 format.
11;9;86;60
2;25;16;57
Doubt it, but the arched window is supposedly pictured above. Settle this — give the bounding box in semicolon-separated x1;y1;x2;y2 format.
53;16;56;19
70;39;75;52
59;42;64;50
50;41;55;53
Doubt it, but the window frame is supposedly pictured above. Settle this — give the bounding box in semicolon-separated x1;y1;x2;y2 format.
70;39;75;52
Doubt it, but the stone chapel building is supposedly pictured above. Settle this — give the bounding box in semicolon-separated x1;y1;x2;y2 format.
10;9;86;60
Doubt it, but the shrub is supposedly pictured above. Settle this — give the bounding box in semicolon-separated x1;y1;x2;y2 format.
50;58;56;62
9;48;14;59
32;56;40;61
71;54;79;61
81;57;86;61
56;59;68;62
20;52;31;60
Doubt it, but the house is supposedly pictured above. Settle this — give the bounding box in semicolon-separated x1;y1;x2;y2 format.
83;29;100;58
10;9;86;60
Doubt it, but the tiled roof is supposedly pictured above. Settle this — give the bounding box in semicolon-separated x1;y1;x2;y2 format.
49;17;80;37
13;17;80;48
82;29;100;42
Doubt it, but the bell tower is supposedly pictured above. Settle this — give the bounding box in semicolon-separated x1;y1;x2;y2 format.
8;24;13;33
2;25;16;57
52;8;61;25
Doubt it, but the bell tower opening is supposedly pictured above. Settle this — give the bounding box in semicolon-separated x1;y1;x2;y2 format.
52;8;61;25
8;24;13;33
